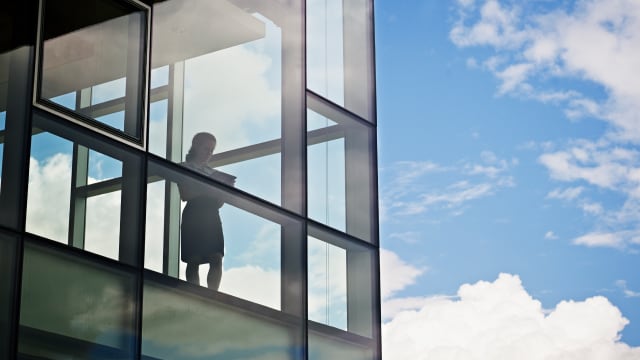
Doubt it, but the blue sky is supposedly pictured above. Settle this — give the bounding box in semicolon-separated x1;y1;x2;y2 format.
376;0;640;357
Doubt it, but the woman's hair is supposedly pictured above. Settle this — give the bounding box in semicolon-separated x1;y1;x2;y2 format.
185;132;216;162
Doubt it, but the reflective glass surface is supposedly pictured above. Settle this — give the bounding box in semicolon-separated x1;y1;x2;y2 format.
142;280;296;359
309;330;374;360
38;0;147;139
25;114;142;265
307;106;376;243
145;160;284;310
18;241;137;359
307;0;375;121
308;226;376;338
0;233;16;359
148;0;304;207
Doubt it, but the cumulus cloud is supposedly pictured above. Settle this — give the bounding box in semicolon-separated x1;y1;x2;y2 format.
383;273;640;360
544;231;558;240
382;152;515;218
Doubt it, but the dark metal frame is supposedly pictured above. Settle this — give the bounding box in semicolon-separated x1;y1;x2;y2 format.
0;0;380;358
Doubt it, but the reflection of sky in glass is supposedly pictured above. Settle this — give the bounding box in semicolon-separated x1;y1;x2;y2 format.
0;111;6;129
48;92;76;109
148;100;169;157
307;0;344;105
88;150;122;183
91;78;125;105
30;132;72;163
150;66;169;89
308;236;347;330
95;111;125;131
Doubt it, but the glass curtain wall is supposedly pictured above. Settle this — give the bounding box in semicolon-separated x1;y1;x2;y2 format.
0;0;379;358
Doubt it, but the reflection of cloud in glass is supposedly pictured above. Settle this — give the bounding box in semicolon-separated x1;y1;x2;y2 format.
308;237;347;330
26;151;125;261
142;282;292;359
182;43;280;153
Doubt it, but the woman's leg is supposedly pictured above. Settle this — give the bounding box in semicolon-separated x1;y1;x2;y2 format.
207;253;223;290
186;263;200;285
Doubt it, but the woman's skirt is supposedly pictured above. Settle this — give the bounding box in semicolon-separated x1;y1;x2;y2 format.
180;197;224;264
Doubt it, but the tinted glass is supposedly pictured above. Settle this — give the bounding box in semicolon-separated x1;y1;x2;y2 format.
38;0;147;140
142;280;296;359
25;113;142;265
308;226;376;338
147;0;303;208
18;241;137;358
145;160;286;310
0;233;17;359
307;106;376;243
307;0;375;121
309;330;375;360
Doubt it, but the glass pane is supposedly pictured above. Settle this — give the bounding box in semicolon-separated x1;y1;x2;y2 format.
308;227;376;338
26;116;142;265
145;161;283;310
148;0;304;207
0;233;17;359
18;241;137;359
38;0;146;138
308;236;347;330
26;132;73;243
142;280;296;359
309;330;375;360
307;0;374;121
307;108;375;243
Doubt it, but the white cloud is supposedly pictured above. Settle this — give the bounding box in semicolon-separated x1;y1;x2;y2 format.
451;0;640;141
383;152;515;218
389;231;421;244
380;249;425;300
546;186;584;200
615;280;640;298
573;231;626;249
544;231;558;240
383;273;640;360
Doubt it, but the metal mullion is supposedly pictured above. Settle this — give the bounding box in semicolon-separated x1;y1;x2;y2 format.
148;155;303;227
68;143;89;249
161;62;184;277
307;90;374;130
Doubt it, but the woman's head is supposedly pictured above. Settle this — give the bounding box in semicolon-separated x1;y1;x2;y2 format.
186;132;216;163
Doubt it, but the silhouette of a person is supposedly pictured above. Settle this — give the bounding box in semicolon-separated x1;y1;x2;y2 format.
178;132;235;290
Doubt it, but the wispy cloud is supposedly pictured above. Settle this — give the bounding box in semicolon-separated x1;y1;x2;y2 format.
615;280;640;298
382;152;516;218
544;231;559;240
451;1;640;250
451;0;640;141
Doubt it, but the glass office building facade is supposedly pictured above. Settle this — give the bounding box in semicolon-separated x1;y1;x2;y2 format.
1;0;379;358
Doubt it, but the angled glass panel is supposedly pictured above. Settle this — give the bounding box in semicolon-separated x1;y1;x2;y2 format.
307;101;376;243
25;113;143;265
0;233;17;359
18;241;137;359
37;0;148;142
307;0;375;121
145;160;301;310
148;0;304;209
308;225;376;338
142;279;299;359
309;329;375;360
